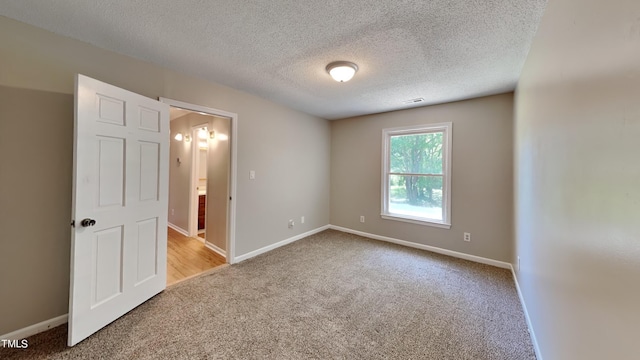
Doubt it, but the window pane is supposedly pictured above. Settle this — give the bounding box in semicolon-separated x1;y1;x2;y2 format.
390;132;443;174
388;175;443;220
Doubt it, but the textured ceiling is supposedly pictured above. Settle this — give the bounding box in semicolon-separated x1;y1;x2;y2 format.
0;0;547;120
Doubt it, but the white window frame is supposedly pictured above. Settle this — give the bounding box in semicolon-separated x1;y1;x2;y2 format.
381;122;452;229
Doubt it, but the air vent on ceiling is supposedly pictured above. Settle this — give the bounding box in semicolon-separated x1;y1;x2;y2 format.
403;97;425;105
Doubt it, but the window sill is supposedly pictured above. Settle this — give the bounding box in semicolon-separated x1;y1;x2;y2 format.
381;214;451;229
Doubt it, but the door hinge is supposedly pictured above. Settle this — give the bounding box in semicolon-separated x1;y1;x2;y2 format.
70;220;75;227
229;196;232;201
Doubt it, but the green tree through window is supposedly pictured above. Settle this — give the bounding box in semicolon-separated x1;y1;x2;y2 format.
382;123;451;227
390;132;443;207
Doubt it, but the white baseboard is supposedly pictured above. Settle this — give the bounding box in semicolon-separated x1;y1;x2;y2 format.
1;314;68;341
168;222;189;237
511;266;543;360
328;225;511;269
205;241;227;258
234;225;330;263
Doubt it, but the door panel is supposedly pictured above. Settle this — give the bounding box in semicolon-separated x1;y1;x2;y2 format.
138;107;161;132
97;136;125;207
69;74;169;346
135;217;159;285
91;226;124;307
139;141;160;201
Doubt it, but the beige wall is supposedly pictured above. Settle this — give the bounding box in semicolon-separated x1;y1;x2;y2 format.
331;93;514;262
0;86;73;336
514;0;640;358
0;16;330;335
205;116;231;251
168;114;193;231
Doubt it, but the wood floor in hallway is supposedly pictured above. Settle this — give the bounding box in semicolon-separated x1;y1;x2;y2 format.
167;227;226;285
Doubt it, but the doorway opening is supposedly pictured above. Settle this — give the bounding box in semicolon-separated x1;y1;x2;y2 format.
162;98;237;285
192;124;209;241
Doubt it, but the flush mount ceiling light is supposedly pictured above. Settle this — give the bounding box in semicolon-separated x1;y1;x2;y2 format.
326;61;358;82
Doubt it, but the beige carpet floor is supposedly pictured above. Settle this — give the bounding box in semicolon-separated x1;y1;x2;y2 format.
1;229;535;359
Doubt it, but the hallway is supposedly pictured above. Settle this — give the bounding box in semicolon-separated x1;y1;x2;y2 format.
167;227;226;285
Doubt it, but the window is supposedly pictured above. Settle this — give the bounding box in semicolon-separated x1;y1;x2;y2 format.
382;123;452;228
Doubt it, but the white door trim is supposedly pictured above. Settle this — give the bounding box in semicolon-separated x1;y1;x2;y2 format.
190;122;209;238
160;97;237;264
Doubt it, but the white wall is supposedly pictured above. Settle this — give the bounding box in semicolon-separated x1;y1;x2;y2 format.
0;16;330;336
514;0;640;358
199;149;207;186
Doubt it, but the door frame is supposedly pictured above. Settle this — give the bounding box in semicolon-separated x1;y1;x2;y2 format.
160;97;237;264
190;123;209;241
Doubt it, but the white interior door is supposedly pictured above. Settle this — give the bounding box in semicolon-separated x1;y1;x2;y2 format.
68;74;169;346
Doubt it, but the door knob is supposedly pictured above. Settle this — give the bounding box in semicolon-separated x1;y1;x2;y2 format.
80;218;96;227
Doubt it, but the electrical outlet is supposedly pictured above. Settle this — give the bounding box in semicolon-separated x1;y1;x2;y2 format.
249;170;256;180
288;219;294;229
464;232;471;242
301;216;305;224
518;256;521;272
171;209;175;216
